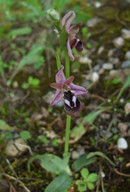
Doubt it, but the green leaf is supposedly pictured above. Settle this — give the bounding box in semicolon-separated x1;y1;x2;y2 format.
72;154;95;172
45;174;72;192
86;173;98;182
70;123;86;142
20;131;32;140
0;120;14;131
117;75;130;99
76;180;87;192
81;168;89;180
82;109;104;124
9;27;32;37
111;78;121;84
87;182;95;190
28;154;72;175
86;151;115;166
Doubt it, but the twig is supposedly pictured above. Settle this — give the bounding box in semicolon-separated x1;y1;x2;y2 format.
6;159;30;192
114;168;130;177
100;164;105;192
0;165;16;192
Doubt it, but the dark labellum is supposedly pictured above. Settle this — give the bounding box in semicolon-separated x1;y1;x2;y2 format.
75;38;83;52
64;90;83;117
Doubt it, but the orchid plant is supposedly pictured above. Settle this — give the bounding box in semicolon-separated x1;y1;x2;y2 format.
50;10;87;159
29;10;88;192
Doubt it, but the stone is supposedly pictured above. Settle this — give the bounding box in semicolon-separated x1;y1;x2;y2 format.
121;60;130;68
79;56;92;64
118;123;128;133
124;103;130;114
5;138;28;157
90;72;99;83
109;57;120;65
97;46;104;55
87;17;102;27
117;137;128;149
113;37;124;48
122;29;130;39
103;63;113;70
93;64;100;72
125;51;130;60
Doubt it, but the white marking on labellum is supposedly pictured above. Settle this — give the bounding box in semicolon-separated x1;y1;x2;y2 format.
65;99;70;107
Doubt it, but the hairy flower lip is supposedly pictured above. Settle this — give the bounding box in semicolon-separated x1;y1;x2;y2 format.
50;65;88;117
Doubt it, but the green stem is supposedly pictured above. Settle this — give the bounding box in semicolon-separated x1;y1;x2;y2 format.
64;115;71;156
65;51;70;79
64;51;71;158
56;49;61;70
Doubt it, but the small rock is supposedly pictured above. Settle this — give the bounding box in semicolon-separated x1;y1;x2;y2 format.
113;37;124;48
87;17;102;27
95;2;102;8
103;63;113;70
122;29;130;39
100;113;110;119
108;49;116;57
72;151;80;159
5;138;28;157
79;56;92;64
13;81;19;88
121;60;130;68
90;72;99;83
117;137;128;149
109;57;120;65
101;171;105;178
97;46;104;55
124;103;130;114
118;123;128;133
120;98;125;103
93;64;100;72
71;145;85;159
125;51;130;60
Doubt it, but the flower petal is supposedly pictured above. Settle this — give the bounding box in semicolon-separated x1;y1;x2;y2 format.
65;76;74;85
56;65;65;83
50;89;62;106
70;83;88;96
67;37;74;60
61;11;76;33
50;83;63;89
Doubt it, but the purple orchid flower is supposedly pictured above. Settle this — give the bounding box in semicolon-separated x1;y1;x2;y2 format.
50;65;88;116
61;10;83;60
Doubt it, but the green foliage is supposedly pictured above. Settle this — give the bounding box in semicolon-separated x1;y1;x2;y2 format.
117;75;130;99
45;174;72;192
20;130;32;140
9;27;32;38
73;151;115;172
38;135;49;145
52;138;59;147
28;154;72;175
76;168;98;191
52;0;71;14
0;120;14;131
22;76;40;89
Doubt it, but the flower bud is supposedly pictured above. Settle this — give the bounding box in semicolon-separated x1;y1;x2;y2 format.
46;8;60;23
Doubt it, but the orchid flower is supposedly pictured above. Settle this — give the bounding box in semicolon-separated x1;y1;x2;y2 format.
61;10;83;60
50;65;88;116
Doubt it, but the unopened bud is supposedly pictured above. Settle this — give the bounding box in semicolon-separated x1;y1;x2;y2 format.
46;9;60;23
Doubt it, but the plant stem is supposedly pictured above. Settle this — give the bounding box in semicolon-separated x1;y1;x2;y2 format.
56;49;61;70
64;115;71;155
64;51;71;158
65;51;70;79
